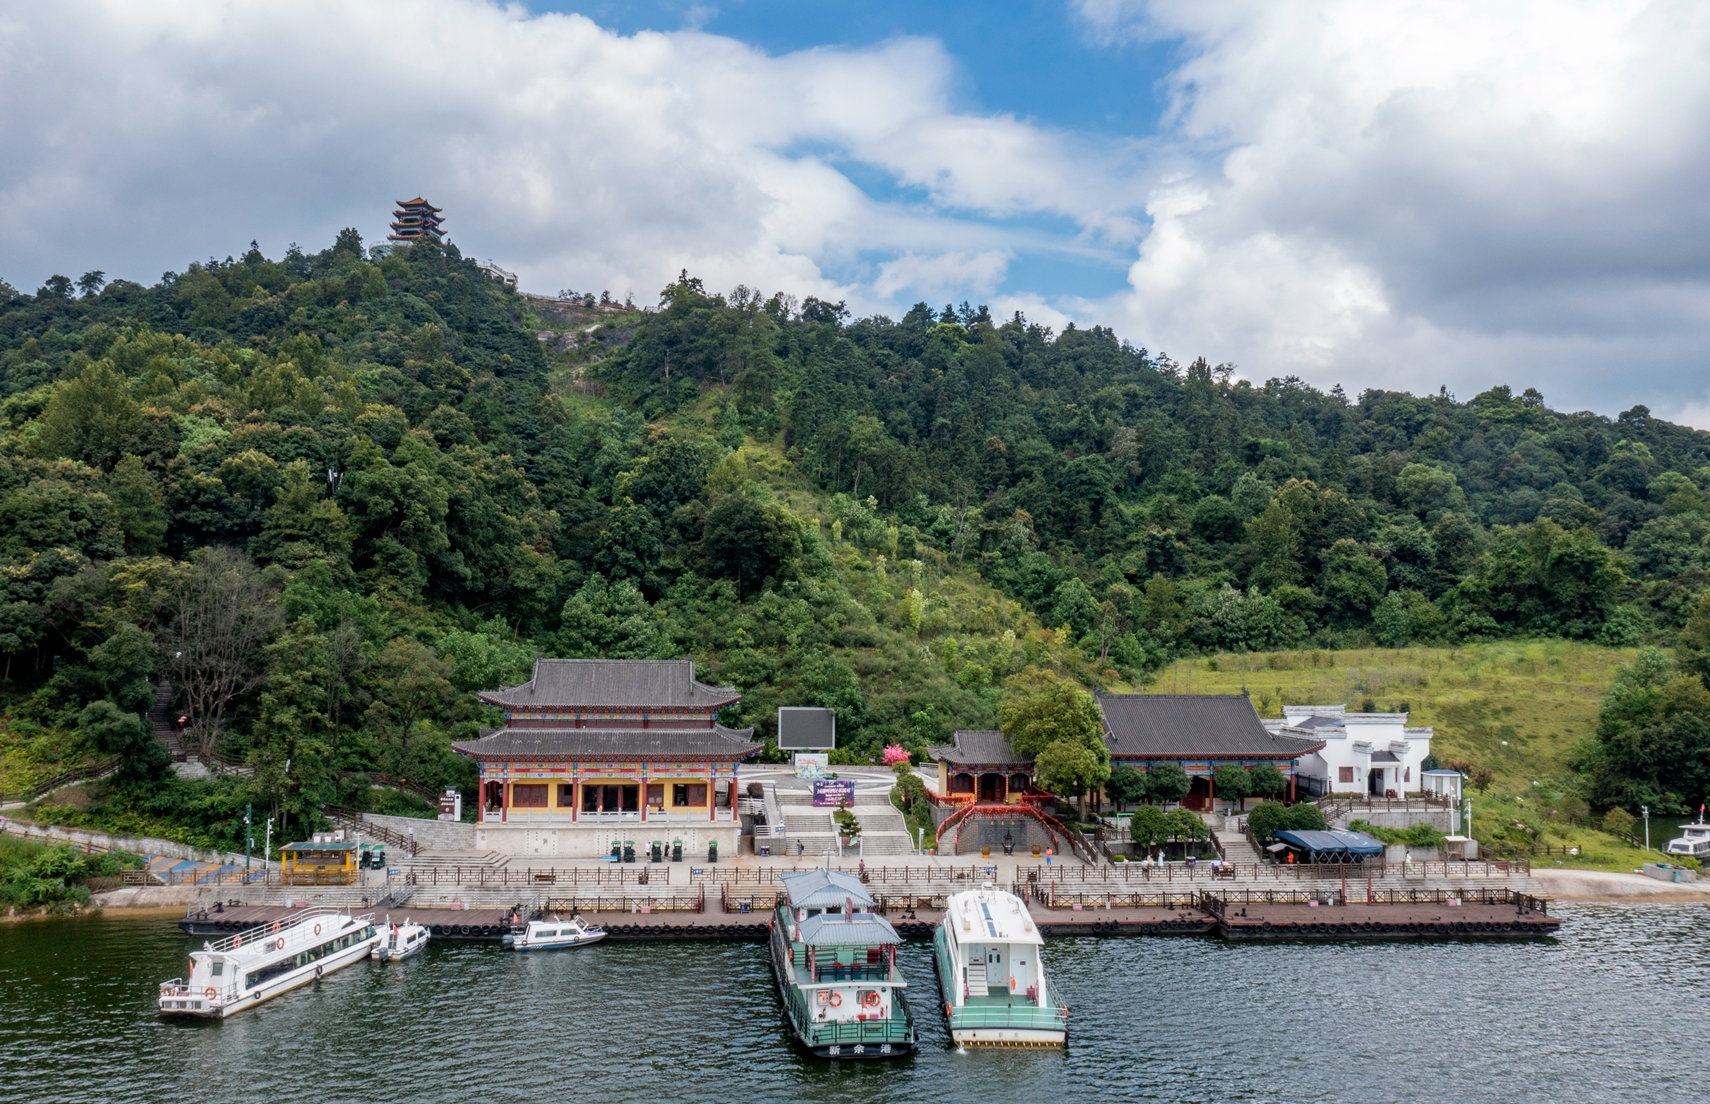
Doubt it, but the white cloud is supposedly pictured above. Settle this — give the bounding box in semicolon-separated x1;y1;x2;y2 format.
1075;0;1710;417
873;250;1010;302
0;1;1109;317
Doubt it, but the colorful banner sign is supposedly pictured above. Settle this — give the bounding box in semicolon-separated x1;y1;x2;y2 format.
794;753;830;779
811;779;856;807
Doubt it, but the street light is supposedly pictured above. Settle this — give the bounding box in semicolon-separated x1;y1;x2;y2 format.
1642;805;1650;851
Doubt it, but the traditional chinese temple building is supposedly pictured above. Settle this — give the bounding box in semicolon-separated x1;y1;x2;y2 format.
925;730;1036;803
387;197;444;241
451;658;759;858
1097;694;1325;810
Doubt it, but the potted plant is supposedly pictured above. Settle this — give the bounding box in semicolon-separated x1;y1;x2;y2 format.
833;801;862;846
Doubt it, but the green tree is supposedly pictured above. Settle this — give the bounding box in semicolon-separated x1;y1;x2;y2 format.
1033;738;1110;819
78;699;167;781
1247;761;1287;802
1213;764;1252;810
1107;764;1145;810
1129;804;1167;852
999;668;1104;758
1164;806;1209;854
106;455;168;555
39;360;141;470
1142;762;1191;805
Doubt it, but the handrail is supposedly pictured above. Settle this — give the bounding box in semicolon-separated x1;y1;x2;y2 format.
322;806;419;854
198;905;361;953
7;757;121;804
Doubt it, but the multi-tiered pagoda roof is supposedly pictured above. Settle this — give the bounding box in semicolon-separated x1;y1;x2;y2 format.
387;197;444;241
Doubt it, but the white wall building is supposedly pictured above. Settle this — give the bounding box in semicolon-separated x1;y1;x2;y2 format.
1262;706;1433;797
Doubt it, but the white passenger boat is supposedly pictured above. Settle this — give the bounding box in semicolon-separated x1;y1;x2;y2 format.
372;919;430;962
1665;813;1710;862
159;907;379;1018
504;915;606;951
934;884;1067;1048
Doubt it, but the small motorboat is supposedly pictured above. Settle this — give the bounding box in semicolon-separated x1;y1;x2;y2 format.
1665;811;1710;862
372;919;430;962
504;915;606;952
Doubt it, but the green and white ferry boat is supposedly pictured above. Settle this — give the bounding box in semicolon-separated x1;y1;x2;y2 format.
769;869;916;1059
934;884;1067;1047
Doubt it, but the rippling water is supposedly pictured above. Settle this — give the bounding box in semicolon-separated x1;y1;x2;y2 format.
2;905;1707;1103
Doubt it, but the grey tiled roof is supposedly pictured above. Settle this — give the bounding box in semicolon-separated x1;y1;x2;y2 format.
796;912;901;947
780;868;875;910
452;724;761;760
1098;694;1325;759
479;658;740;709
926;730;1030;767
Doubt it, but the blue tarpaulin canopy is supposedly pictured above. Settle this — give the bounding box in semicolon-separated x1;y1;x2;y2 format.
1274;829;1385;855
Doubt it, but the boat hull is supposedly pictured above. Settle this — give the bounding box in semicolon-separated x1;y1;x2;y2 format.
766;918;914;1060
160;936;379;1019
510;932;607;951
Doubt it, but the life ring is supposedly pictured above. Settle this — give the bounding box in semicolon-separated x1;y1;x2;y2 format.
863;991;882;1008
233;935;242;948
314;923;322;936
272;922;281;934
275;938;285;951
204;987;217;1000
828;991;843;1007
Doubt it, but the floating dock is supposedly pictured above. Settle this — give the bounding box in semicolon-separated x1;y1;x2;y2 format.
180;889;1557;942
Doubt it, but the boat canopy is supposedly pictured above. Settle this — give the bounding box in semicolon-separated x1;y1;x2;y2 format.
779;868;875;911
795;913;901;946
1274;829;1385;855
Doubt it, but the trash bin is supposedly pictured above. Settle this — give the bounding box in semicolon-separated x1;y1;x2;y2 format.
707;840;718;864
672;840;683;862
622;841;635;863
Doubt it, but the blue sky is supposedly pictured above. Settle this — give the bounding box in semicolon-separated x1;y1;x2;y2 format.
527;0;1182;304
4;1;1710;420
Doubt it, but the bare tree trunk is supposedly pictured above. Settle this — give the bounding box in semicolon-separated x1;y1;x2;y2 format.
167;548;281;758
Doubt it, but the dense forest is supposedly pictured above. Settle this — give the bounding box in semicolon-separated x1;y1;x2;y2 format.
4;230;1710;847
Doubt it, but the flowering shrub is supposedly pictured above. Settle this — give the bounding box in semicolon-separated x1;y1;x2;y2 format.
881;744;911;767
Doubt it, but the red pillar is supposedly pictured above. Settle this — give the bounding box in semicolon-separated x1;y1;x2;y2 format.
501;777;510;823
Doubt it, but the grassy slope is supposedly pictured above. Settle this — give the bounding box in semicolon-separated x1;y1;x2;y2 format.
1151;643;1672;872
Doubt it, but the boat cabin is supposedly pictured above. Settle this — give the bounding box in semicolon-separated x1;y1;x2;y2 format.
776;869;905;1028
943;887;1047;1006
1666;820;1710;860
280;840;359;885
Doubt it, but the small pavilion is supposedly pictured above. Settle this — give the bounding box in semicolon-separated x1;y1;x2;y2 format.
925;730;1035;803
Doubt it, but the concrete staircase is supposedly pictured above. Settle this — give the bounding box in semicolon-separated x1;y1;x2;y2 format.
149;679;187;762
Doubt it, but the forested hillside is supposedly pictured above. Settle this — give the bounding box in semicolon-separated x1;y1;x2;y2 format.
4;232;1710;845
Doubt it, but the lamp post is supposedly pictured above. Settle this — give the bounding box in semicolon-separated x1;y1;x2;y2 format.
243;805;252;882
1642;805;1650;851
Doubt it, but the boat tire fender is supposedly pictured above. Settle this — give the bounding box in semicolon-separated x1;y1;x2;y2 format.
315;964;323;979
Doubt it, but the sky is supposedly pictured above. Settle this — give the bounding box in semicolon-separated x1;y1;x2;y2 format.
3;1;1709;422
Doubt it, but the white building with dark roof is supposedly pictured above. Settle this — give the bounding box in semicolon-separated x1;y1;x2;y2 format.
1261;705;1434;798
453;657;758;858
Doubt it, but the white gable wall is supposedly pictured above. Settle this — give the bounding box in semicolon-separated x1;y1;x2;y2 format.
1273;706;1432;795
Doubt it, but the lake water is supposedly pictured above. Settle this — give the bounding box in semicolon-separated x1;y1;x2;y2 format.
2;904;1706;1103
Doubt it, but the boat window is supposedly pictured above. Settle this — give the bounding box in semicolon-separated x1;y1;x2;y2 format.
541;930;558;937
210;961;224;977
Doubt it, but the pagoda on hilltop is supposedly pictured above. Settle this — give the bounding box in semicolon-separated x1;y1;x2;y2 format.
387;197;444;241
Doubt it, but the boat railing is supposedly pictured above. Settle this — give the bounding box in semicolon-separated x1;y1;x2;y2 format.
948;1002;1069;1030
199;905;360;953
808;962;898;984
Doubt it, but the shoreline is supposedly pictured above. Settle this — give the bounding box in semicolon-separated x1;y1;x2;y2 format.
1531;868;1710;902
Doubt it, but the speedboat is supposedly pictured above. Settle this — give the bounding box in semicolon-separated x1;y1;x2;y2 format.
504;915;606;951
159;908;378;1018
1665;815;1710;862
934;883;1067;1047
372;919;429;962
